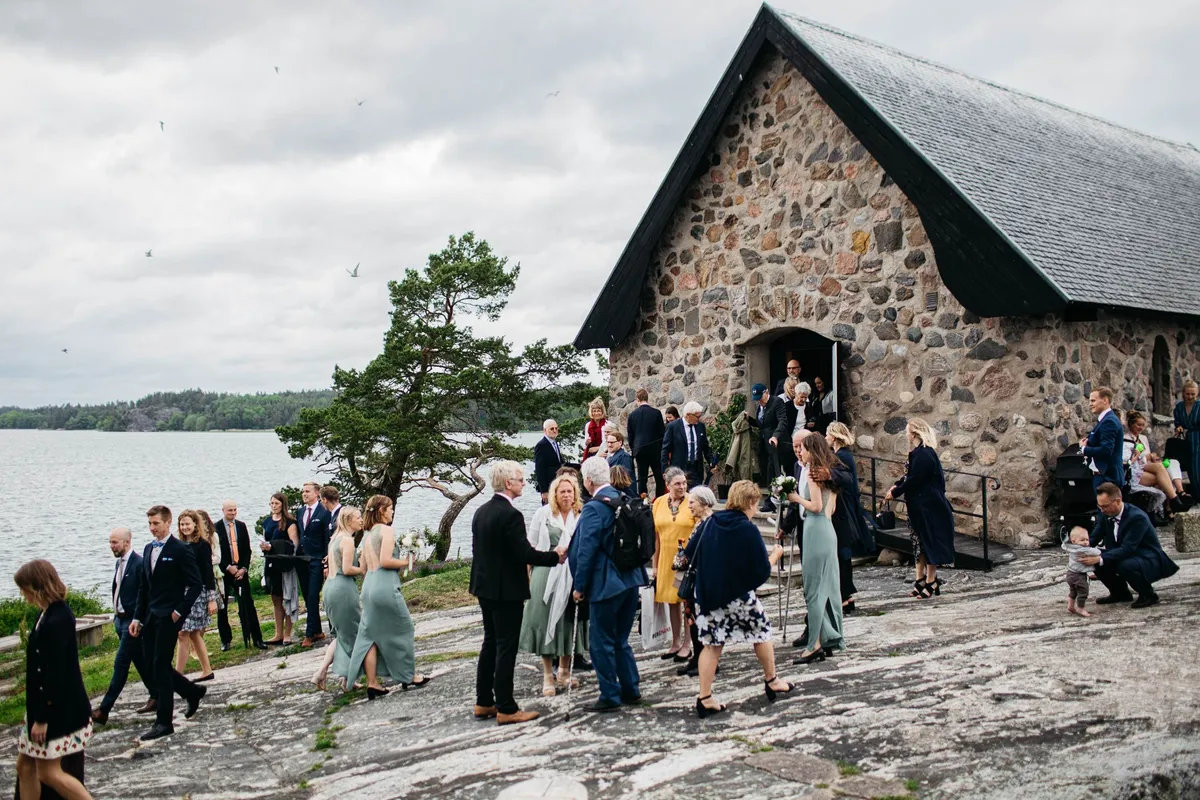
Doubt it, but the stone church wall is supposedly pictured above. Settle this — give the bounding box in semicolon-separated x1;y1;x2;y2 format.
607;50;1200;546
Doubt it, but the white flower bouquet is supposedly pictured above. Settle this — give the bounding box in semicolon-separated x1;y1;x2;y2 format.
770;474;797;501
399;530;429;576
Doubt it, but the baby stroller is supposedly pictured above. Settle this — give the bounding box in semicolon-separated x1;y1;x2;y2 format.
1053;448;1099;543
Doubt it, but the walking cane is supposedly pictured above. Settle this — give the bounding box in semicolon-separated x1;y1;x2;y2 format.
563;608;581;721
775;497;785;641
782;513;796;645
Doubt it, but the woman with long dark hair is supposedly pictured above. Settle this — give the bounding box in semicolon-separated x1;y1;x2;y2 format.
260;492;300;645
14;560;93;800
175;510;218;681
826;422;871;612
788;433;844;664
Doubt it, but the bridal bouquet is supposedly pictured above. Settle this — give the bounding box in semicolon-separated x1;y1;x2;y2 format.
770;474;797;501
399;530;429;576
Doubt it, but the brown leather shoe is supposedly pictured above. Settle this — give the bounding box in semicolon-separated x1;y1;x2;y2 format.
91;707;109;725
497;710;540;726
136;699;158;714
301;638;314;648
473;705;498;720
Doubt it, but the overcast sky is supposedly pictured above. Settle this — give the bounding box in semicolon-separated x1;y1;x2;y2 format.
2;0;1195;407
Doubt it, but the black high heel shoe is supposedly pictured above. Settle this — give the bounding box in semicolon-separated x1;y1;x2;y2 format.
763;676;795;703
695;695;727;719
401;676;432;690
926;578;942;596
367;686;390;701
793;647;826;665
909;579;930;598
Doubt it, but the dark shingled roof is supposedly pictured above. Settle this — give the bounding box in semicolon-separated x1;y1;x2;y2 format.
576;4;1200;349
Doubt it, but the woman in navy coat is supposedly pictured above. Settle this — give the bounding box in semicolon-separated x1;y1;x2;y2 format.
884;419;956;598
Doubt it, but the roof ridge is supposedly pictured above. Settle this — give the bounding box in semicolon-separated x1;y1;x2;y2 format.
768;6;1198;156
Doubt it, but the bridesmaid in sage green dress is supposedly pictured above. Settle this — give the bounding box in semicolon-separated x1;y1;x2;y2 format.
789;433;845;663
518;474;585;697
319;507;364;690
346;496;431;700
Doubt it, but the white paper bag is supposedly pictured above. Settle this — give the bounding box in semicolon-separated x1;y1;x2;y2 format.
639;585;671;651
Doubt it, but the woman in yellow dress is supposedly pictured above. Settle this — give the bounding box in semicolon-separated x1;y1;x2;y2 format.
651;467;695;661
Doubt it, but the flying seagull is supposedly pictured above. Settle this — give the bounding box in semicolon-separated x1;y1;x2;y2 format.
355;98;364;106
61;349;68;354
274;66;279;74
346;263;360;278
145;249;152;257
544;90;560;98
159;121;164;131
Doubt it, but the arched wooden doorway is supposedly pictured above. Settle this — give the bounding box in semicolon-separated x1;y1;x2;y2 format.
739;327;841;420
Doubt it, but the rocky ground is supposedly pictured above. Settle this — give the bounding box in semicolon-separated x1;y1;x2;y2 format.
3;544;1199;800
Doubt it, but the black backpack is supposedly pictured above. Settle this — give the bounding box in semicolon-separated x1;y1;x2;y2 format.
596;493;655;571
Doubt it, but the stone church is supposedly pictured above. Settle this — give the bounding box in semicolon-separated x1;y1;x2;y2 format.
574;5;1200;546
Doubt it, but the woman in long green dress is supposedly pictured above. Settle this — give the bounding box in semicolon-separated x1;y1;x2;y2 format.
788;433;845;663
346;496;431;700
518;474;585;697
316;507;364;691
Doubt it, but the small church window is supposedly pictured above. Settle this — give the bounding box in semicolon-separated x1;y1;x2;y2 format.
1152;335;1171;415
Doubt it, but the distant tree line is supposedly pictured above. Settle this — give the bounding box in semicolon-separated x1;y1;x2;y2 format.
0;389;336;432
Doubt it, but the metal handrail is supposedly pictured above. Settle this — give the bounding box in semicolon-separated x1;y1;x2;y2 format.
858;452;1002;572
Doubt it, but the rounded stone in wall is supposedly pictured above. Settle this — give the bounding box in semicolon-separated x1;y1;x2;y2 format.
975;444;998;466
959;411;983;431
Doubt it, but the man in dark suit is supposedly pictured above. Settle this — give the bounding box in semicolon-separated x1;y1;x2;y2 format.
468;460;563;725
627;388;667;499
533;419;564;504
215;500;265;651
1080;387;1124;494
129;505;206;740
660;402;718;487
1080;483;1180;608
296;481;332;647
774;359;801;398
93;527;156;724
745;383;788;512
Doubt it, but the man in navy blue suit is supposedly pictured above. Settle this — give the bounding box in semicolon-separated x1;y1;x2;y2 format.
1080;483;1179;608
661;401;718;488
92;527;155;724
1080;387;1124;494
533;419;565;504
296;481;332;647
626;389;667;499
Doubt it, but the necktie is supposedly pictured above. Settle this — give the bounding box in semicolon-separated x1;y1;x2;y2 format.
151;539;166;548
687;425;696;462
114;557;125;612
229;523;239;564
553;439;560;460
151;539;165;572
304;506;312;529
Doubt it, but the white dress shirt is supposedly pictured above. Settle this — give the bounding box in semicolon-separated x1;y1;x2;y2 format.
113;552;131;614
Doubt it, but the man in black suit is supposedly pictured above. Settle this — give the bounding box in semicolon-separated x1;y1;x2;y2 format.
321;485;343;531
660;401;718;487
215;500;265;651
129;505;206;740
774;359;801;398
296;481;332;647
533;419;564;504
627;388;667;499
1080;483;1180;608
745;383;788;512
468;460;563;725
93;527;156;724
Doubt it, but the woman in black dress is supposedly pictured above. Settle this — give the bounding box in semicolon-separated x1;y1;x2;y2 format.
175;509;218;680
883;418;956;598
260;492;300;645
14;560;94;800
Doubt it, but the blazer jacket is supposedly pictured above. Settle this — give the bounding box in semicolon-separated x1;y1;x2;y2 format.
1083;411;1125;487
746;395;789;445
627;403;667;456
296;503;332;558
112;550;143;620
25;601;91;740
468;494;559;603
661;419;717;474
533;436;564;494
1089;503;1180;583
217;519;252;591
133;535;203;622
569;486;648;602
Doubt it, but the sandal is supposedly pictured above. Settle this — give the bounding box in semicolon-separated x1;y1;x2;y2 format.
695;694;728;719
556;676;579;691
542;679;557;697
764;675;795;702
908;579;929;599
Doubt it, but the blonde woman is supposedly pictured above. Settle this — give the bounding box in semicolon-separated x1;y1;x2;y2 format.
883;419;956;598
518;474;585;696
174;510;218;681
316;507;365;691
582;397;608;462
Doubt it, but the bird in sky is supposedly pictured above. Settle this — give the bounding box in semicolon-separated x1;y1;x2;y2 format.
355;98;364;106
159;121;164;131
545;90;560;98
145;249;152;257
274;66;279;74
346;263;360;278
61;349;68;354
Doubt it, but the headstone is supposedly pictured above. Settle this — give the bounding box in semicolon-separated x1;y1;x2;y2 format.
497;776;588;800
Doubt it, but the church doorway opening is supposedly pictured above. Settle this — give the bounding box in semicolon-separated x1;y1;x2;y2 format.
740;327;841;421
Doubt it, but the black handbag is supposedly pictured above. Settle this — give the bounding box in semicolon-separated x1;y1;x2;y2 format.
876;501;896;530
677;521;707;604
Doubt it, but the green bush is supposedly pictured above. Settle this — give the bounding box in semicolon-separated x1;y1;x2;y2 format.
0;589;107;637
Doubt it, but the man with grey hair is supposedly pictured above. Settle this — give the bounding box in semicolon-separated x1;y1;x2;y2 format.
469;460;565;725
93;527;155;724
569;456;647;712
533;418;564;504
661;401;718;488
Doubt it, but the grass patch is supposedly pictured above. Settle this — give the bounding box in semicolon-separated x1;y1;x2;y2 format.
729;734;774;753
312;726;338;751
298;779;309;790
417;650;479;664
401;564;473;612
837;760;862;776
0;590;106;637
887;650;902;657
226;703;257;712
906;778;920;791
309;762;323;773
